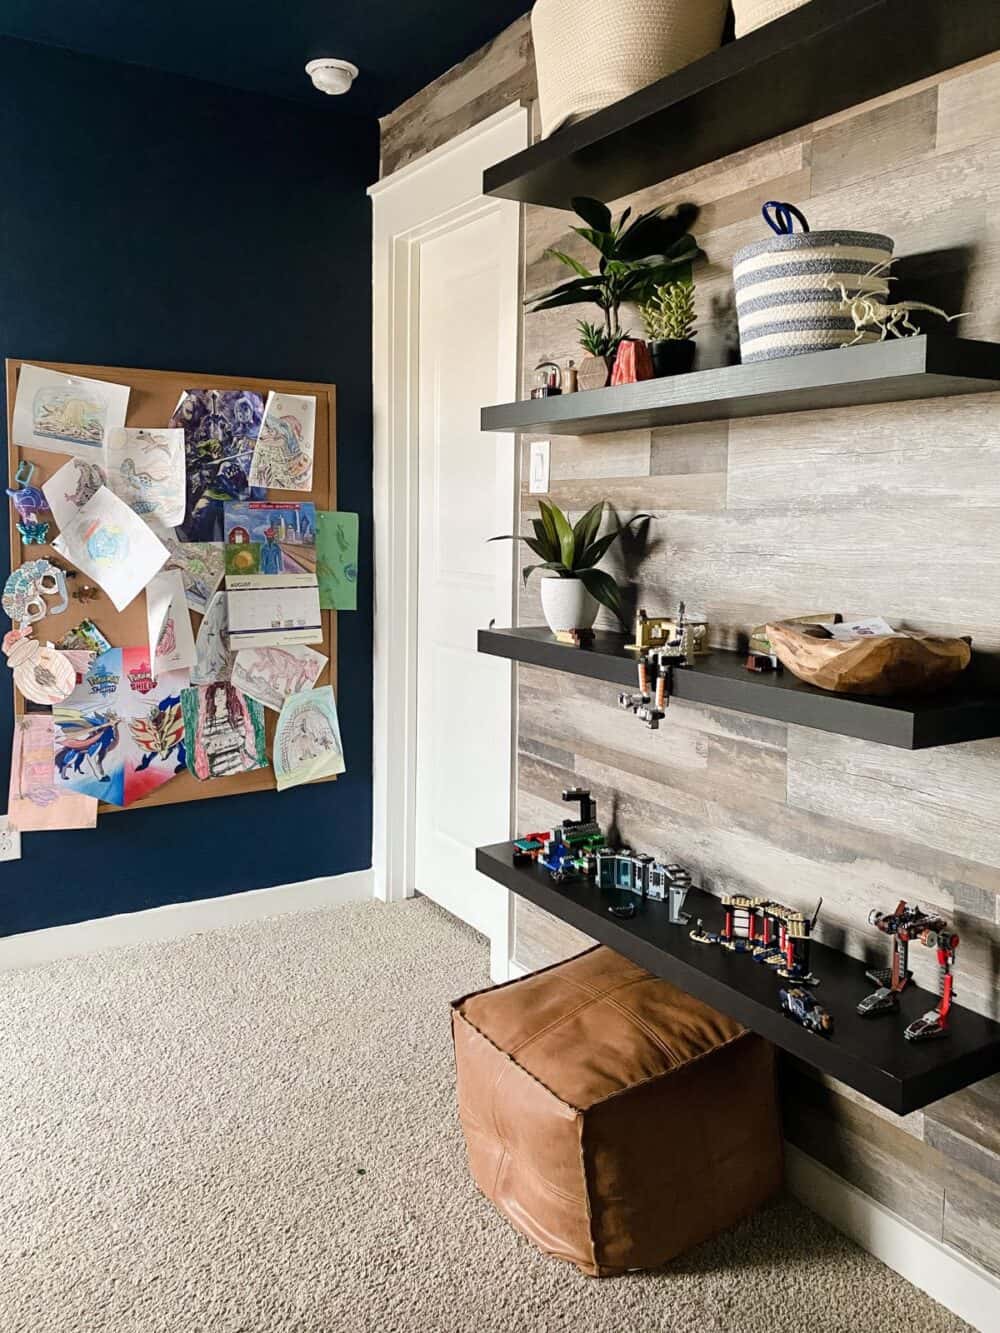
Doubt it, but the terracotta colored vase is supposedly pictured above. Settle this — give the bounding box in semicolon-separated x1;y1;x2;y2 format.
611;338;655;385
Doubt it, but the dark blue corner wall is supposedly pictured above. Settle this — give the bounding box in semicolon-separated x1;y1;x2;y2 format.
0;37;377;933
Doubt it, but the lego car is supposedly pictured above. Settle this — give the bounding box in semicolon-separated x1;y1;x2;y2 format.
779;986;833;1037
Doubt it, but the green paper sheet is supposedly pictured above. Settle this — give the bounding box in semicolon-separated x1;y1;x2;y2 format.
316;511;359;611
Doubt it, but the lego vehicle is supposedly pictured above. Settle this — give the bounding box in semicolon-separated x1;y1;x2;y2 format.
859;900;959;1041
512;835;548;865
779;986;833;1037
539;836;578;883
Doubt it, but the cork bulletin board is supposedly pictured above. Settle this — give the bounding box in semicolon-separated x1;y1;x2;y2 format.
5;359;338;812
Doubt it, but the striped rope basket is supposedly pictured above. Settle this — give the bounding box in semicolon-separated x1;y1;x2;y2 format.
733;204;894;363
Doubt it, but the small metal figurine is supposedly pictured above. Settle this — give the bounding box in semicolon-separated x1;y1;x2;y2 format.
6;461;50;544
72;582;100;605
779;986;834;1037
858;900;960;1041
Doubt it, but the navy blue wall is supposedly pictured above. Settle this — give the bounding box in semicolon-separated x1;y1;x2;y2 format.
0;37;377;932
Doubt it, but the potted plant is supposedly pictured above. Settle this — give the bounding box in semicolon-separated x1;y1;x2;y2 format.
640;276;697;376
528;197;700;391
576;320;625;391
491;498;650;634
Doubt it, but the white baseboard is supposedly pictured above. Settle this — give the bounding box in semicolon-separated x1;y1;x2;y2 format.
0;869;374;973
786;1144;1000;1333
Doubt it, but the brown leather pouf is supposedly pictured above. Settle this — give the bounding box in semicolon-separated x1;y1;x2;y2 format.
451;945;783;1277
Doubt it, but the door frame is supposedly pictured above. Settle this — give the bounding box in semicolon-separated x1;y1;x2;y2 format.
369;104;527;975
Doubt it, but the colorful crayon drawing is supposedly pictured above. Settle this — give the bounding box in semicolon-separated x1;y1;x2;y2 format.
12;365;129;459
274;685;345;791
42;457;107;532
181;682;267;781
224;500;316;575
231;644;327;712
190;590;234;685
248;392;316;492
106;427;186;527
315;511;359;611
171;389;264;542
158;535;225;613
7;714;98;831
53;648;188;806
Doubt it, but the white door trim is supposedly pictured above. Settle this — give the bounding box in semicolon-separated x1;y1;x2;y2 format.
370;106;527;948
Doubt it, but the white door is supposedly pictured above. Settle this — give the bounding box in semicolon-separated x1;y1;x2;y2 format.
413;204;517;969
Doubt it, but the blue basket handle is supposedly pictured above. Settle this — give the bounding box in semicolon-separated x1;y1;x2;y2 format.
762;201;810;235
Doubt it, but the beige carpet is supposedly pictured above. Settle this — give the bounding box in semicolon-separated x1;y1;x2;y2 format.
0;897;969;1333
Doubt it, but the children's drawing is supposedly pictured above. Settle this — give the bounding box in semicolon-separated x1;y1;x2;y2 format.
12;364;129;459
191;591;234;684
106;427;186;527
248;392;317;492
231;644;327;713
42;457;108;532
224;500;316;575
315;511;359;611
171;389;264;542
7;715;98;831
181;682;267;781
146;569;196;675
53;487;169;612
2;558;70;628
157;534;225;613
274;685;345;791
53;647;188;806
2;627;78;705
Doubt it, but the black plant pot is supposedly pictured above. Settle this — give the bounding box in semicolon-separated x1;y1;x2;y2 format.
649;338;696;377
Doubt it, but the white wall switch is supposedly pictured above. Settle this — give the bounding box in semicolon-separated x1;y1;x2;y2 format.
528;439;550;495
0;818;20;862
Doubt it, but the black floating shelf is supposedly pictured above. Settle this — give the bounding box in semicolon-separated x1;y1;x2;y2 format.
478;843;1000;1114
481;338;1000;436
479;627;1000;750
484;0;999;209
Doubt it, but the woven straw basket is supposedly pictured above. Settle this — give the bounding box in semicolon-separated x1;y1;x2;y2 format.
732;231;895;363
532;0;728;139
733;0;812;39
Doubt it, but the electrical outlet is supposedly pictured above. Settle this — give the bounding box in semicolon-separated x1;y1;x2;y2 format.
0;818;21;862
528;439;550;495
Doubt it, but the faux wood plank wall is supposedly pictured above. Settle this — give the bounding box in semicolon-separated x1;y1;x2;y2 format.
382;26;1000;1277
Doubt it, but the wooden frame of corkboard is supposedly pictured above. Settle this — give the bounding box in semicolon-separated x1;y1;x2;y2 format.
5;359;338;812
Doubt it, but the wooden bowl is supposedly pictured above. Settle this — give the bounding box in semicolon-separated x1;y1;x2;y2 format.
764;622;972;696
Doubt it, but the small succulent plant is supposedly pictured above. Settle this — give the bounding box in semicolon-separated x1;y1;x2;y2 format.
640;279;697;342
576;319;628;362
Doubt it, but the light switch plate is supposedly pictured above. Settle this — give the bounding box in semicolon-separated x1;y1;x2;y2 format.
0;818;20;862
528;439;550;495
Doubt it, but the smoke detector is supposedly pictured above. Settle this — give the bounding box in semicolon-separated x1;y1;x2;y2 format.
305;58;359;96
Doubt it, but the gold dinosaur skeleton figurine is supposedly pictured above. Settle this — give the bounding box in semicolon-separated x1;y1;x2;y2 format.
822;261;967;345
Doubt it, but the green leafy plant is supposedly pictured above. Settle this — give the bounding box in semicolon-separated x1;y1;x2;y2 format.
576;319;629;362
528;196;700;353
491;498;650;625
640;278;697;342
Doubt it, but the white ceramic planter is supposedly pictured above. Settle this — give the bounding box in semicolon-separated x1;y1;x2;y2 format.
539;576;599;634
